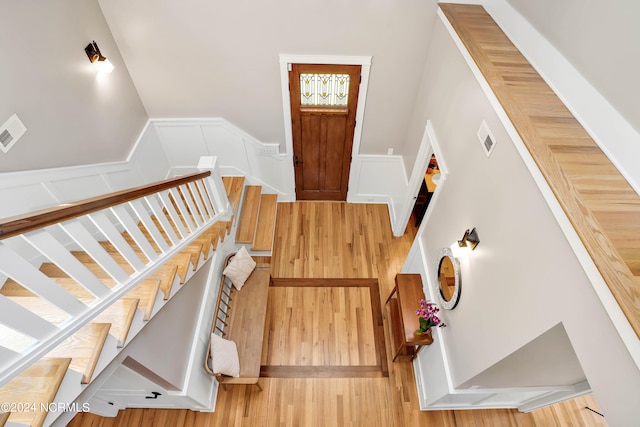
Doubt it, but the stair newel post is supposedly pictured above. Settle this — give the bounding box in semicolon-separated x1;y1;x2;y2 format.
197;156;230;219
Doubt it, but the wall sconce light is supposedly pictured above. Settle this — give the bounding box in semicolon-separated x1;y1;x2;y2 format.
85;41;114;74
457;227;480;251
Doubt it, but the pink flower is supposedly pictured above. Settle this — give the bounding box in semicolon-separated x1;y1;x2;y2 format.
415;299;446;332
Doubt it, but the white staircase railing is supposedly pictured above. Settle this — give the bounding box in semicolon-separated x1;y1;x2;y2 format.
0;160;229;387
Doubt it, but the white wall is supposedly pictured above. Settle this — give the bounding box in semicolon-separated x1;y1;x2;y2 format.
505;0;640;135
460;323;585;389
124;261;210;390
348;154;408;230
0;0;148;173
406;18;640;425
97;0;439;156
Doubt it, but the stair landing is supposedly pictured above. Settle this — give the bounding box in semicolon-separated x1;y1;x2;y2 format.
234;184;278;252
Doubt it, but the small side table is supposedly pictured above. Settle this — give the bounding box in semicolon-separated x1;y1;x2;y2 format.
386;274;431;361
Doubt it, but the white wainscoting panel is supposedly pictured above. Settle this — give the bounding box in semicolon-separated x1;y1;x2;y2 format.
106;164;147;192
348;154;409;234
201;125;251;173
151;119;295;199
156;124;209;167
0;183;59;220
50;174;112;203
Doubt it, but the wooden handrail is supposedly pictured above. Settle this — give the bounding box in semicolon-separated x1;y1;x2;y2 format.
0;171;211;241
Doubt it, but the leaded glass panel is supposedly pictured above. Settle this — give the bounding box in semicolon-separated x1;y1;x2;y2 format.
300;73;350;107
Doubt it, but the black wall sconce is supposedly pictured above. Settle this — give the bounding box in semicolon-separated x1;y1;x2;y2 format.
457;227;480;251
85;40;114;74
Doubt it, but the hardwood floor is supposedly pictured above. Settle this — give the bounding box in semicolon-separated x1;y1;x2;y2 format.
69;202;607;426
261;278;387;378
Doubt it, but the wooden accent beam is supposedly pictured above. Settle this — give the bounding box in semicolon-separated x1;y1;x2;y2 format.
439;3;640;338
0;171;211;240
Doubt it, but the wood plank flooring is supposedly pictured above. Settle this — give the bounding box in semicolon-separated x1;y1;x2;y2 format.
261;278;387;378
69;202;607;427
440;3;640;338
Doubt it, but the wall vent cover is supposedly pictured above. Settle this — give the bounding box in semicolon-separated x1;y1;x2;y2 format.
0;114;27;153
477;120;496;157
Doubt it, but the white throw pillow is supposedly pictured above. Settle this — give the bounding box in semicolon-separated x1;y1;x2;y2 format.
210;333;240;377
223;246;256;290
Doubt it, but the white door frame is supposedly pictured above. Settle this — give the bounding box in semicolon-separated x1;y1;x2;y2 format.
394;121;448;236
278;54;372;199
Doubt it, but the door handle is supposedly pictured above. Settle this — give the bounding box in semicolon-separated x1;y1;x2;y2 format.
295;156;304;166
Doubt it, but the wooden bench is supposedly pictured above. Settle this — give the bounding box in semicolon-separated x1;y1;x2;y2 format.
205;252;270;390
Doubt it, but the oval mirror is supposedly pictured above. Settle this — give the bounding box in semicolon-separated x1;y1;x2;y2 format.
437;248;461;310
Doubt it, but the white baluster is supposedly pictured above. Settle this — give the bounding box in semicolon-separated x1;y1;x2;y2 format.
88;211;146;272
195;179;214;218
179;184;204;227
21;229;111;298
129;199;170;253
169;187;197;231
145;195;180;245
159;190;189;238
0;294;58;340
0;345;20;366
188;181;210;221
111;205;159;262
57;220;130;283
0;245;85;316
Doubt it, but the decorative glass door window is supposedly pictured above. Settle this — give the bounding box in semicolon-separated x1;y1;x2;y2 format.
300;73;350;107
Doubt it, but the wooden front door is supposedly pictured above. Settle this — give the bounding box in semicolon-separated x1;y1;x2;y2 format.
289;64;361;201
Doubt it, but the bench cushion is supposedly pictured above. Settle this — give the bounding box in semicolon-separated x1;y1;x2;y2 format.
210;333;240;377
223;246;256;290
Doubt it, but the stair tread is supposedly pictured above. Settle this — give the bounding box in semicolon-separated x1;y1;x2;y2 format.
46;322;110;384
222;176;245;215
210;221;229;249
124;279;161;320
38;277;160;321
89;298;139;346
235;186;262;243
179;242;204;271
151;263;179;299
169;252;192;284
252;194;278;251
6;296;139;348
0;411;9;426
98;239;183;297
0;357;71;427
